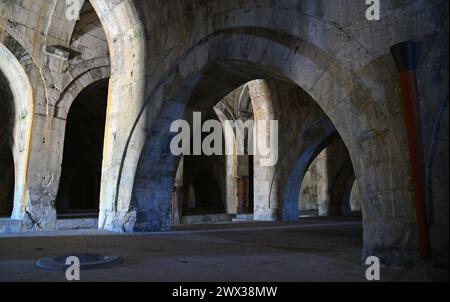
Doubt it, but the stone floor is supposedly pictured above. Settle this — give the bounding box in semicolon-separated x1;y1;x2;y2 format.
0;217;447;282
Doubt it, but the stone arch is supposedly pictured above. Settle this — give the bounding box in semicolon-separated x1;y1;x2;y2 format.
349;179;363;213
123;30;353;225
0;56;15;218
87;0;146;231
54;62;110;119
0;42;34;220
213;80;275;219
45;0;110;107
237;83;252;118
55;77;109;216
283;118;338;220
0;28;48;115
0;2;43;57
102;25;416;262
214;100;241;215
6;0;113;230
45;0;88;47
296;135;355;218
343;175;359;216
329;158;355;216
0;27;53;230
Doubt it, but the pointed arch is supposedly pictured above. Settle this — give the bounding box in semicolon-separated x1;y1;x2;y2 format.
0;42;34;220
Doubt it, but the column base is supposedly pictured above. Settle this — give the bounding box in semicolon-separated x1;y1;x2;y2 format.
254;208;279;221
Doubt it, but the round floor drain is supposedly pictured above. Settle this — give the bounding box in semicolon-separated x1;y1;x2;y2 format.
36;254;122;271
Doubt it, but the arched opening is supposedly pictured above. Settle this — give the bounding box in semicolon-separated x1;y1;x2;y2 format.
171;108;228;224
0;0;444;274
132;59;360;233
228;84;255;217
171;80;266;225
56;79;109;218
0;68;14;218
0;38;34;221
245;155;255;214
122;28;414;263
0;147;14;218
184;169;224;214
214;83;256;221
348;180;363;216
298;136;356;218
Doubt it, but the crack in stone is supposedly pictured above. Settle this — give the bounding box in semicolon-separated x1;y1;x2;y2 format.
25;210;43;230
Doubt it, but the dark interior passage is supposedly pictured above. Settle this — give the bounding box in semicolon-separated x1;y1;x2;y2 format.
0;146;14;217
181;110;226;216
238;155;254;214
183;161;225;215
192;170;223;209
56;79;109;217
298;135;357;217
248;155;254;213
0;69;15;218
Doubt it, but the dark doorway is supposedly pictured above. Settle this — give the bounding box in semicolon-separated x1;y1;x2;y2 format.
183;168;225;215
0;69;15;218
238;155;254;214
56;79;109;218
248;155;254;213
0;146;14;217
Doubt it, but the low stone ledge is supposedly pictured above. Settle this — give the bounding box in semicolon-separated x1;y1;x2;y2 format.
57;218;99;231
0;218;21;233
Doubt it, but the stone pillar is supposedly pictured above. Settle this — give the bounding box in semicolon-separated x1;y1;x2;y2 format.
172;157;184;225
350;182;362;212
225;154;239;215
248;80;279;221
314;150;329;216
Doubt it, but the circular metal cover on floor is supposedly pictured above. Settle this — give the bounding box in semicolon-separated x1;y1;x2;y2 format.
36;254;122;271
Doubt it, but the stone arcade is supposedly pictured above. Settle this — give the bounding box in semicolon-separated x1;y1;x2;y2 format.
0;0;448;282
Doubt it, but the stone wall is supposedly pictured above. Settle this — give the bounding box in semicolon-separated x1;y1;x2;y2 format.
299;137;352;216
0;0;447;266
350;183;362;212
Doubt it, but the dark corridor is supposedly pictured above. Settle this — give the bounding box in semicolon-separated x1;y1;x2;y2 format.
56;79;109;217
